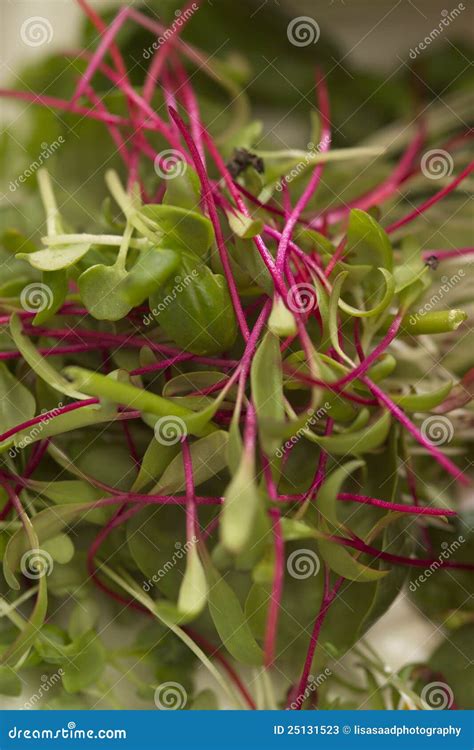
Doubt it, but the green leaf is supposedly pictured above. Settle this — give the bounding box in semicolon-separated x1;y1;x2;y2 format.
61;631;106;693
140;205;214;257
62;367;217;438
390;381;453;411
306;411;391;456
226;208;263;239
3;504;91;589
206;563;263;666
190;688;218;710
154;431;228;494
2;403;119;454
429;625;474;709
32;270;68;325
0;362;36;432
338;268;395;318
68;598;100;640
78;264;132;321
17;243;91;271
132;440;180;492
149;252;237;355
1;577;48;666
316;462;388;582
9;315;88;401
162;371;231;398
42;533;74;565
120;247;180;307
0;666;22;696
346;209;393;272
251;330;285;455
268;296;297;338
220;451;262;555
177;545;208;618
163;166;201;210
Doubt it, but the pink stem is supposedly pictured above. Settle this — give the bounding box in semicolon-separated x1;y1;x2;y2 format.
363;376;470;486
386;161;474;234
169;107;249;340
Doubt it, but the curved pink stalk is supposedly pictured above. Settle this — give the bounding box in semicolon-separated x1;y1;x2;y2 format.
422;247;474;261
333;533;474;570
291;573;343;710
309;121;426;230
182;439;199;545
264;508;284;668
169;107;250;340
337;493;457;516
203;135;287;297
276;71;331;275
73;6;130;101
330;313;402;389
386;161;474;234
0;88;132;127
363;376;470;486
143;0;201;105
